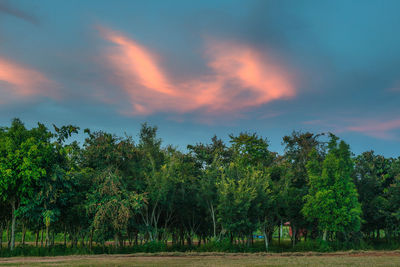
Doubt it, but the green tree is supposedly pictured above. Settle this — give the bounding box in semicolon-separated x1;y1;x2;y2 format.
0;119;54;250
88;170;145;247
282;131;325;245
303;135;361;241
217;162;258;244
354;151;391;238
188;136;231;239
216;133;273;245
383;157;400;239
139;149;177;242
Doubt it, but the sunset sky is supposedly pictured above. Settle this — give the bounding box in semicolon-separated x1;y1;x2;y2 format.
0;0;399;156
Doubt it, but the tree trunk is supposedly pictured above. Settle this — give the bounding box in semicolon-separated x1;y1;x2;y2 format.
114;233;119;248
292;227;296;247
21;224;26;246
45;224;50;247
119;234;123;248
268;231;273;246
81;234;85;248
35;230;39;247
10;200;16;250
40;228;44;247
180;230;184;246
322;229;327;241
172;231;177;245
89;229;93;250
278;225;281;245
128;232;132;246
7;222;10;248
210;204;216;238
263;228;269;251
64;229;67;246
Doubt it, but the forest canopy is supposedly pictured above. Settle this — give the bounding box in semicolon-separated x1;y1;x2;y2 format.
0;118;399;253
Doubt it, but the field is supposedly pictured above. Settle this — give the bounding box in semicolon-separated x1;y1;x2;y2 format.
1;251;400;267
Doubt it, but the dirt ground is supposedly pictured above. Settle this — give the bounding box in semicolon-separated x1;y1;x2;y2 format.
0;251;400;266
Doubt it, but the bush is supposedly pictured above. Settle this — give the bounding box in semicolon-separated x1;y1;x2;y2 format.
0;238;399;257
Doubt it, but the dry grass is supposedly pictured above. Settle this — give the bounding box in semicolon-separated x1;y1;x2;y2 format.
1;251;400;266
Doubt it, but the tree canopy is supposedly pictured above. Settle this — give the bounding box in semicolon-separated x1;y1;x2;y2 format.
0;119;399;252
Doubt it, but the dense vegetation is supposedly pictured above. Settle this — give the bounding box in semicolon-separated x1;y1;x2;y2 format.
0;118;399;255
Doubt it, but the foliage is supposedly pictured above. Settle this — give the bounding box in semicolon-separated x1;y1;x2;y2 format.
303;134;362;240
0;119;399;255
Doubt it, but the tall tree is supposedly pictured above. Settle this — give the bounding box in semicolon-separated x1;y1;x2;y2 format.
354;151;391;238
0;119;54;250
282;131;325;245
188;136;231;239
383;157;400;239
303;135;361;241
88;170;145;247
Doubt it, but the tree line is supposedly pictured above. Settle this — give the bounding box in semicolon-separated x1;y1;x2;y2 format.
0;118;399;251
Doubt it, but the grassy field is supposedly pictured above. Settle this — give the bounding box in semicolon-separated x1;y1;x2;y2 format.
0;251;400;266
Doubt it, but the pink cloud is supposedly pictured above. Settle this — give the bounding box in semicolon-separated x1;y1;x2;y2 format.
99;27;296;117
0;57;57;103
303;117;400;140
346;119;400;140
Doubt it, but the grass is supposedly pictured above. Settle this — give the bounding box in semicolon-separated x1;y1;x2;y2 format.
1;251;400;266
1;238;399;257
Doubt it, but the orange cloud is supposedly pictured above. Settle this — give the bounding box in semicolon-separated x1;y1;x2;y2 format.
99;27;296;117
0;57;56;102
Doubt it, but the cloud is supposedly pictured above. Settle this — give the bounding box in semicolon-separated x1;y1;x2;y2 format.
0;57;57;103
346;119;400;140
0;0;39;25
99;27;296;117
303;117;400;140
389;81;400;92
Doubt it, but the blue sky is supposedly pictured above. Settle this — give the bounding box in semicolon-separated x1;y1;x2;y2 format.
0;0;399;156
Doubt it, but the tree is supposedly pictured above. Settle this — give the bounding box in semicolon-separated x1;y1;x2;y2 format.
216;162;259;244
259;154;287;250
216;133;273;245
0;119;54;250
165;150;203;246
282;131;325;245
188;136;231;239
88;170;145;247
229;132;273;167
139;149;178;242
303;135;361;241
383;157;400;239
354;151;391;238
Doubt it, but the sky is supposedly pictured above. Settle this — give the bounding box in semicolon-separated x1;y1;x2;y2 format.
0;0;399;156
